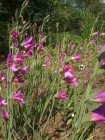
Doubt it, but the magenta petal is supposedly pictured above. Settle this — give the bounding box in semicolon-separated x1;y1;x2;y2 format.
0;72;6;81
42;63;52;67
64;76;78;87
0;96;8;106
98;45;104;51
10;64;19;72
91;105;105;122
11;90;25;104
21;37;33;46
61;65;72;73
24;52;32;58
93;90;105;103
24;44;33;49
0;110;10;121
58;53;64;66
56;91;68;100
11;31;19;40
92;32;99;36
89;39;95;45
71;54;81;61
100;58;105;66
12;75;24;83
14;54;23;64
19;66;29;74
7;54;13;66
38;43;43;51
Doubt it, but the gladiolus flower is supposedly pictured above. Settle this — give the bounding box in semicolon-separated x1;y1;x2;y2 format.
0;110;10;121
85;49;90;57
91;105;105;123
11;43;19;49
64;72;74;79
11;90;25;104
11;31;19;41
79;46;83;51
24;52;32;58
10;64;19;72
92;90;105;103
0;96;7;106
64;76;78;87
101;32;105;36
14;54;23;64
12;75;24;83
92;32;99;35
58;53;64;66
21;37;33;46
98;45;104;51
71;54;81;61
55;91;68;100
19;66;29;74
100;58;105;67
0;72;6;81
42;53;52;67
61;65;78;87
38;43;43;52
42;63;52;67
89;39;95;45
24;44;33;50
7;54;13;67
61;65;72;73
53;69;58;73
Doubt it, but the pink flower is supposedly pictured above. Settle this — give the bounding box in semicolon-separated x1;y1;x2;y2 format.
92;32;99;35
58;53;64;66
24;52;32;59
64;76;78;87
79;46;83;51
7;54;13;66
21;37;33;46
0;110;10;121
56;91;68;100
19;66;29;74
97;45;104;51
11;31;19;41
42;53;52;67
91;105;105;123
100;58;105;66
101;32;105;36
61;65;78;87
0;96;8;106
53;69;58;73
24;44;33;50
85;49;91;56
61;65;72;73
11;43;19;49
0;72;6;81
42;63;52;67
92;90;105;103
38;43;43;52
10;64;19;72
12;75;24;83
14;54;23;64
11;90;25;104
71;54;81;61
89;39;95;45
64;72;74;79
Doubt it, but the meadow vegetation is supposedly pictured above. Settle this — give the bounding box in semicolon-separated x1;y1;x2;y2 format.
0;0;105;140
